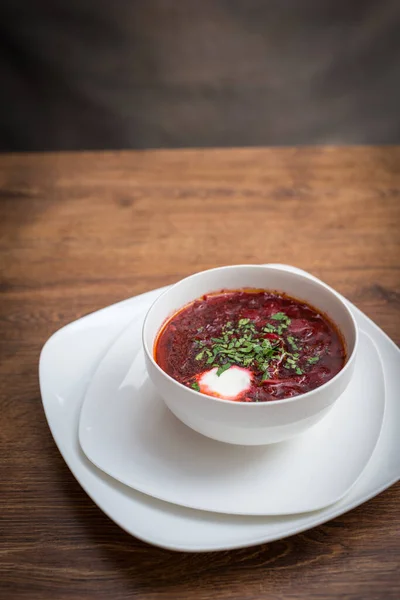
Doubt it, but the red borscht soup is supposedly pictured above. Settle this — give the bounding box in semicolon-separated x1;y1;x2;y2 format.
155;290;346;402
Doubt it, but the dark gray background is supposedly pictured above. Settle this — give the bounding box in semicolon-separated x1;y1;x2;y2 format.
1;0;399;151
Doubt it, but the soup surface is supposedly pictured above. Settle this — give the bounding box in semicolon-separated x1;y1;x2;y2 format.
155;290;346;402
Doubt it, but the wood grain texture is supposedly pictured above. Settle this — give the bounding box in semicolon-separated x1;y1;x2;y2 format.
0;146;399;599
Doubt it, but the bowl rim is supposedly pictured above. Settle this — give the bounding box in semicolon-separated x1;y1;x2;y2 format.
142;264;359;407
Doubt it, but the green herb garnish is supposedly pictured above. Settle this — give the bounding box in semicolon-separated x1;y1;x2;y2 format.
287;336;298;350
197;319;282;377
238;318;250;326
216;362;232;377
191;381;200;391
192;312;305;383
307;356;320;365
270;312;287;321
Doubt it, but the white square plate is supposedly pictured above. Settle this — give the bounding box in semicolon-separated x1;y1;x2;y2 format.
79;325;384;515
39;265;400;551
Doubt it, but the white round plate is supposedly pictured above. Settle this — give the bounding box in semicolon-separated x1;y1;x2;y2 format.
39;265;400;551
79;321;384;515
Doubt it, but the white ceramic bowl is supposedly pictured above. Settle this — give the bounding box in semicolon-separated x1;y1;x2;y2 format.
142;265;358;445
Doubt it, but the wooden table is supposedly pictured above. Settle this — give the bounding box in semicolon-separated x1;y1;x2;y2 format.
1;147;399;599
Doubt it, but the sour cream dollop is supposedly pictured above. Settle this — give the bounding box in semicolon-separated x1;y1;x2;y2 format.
198;366;252;400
